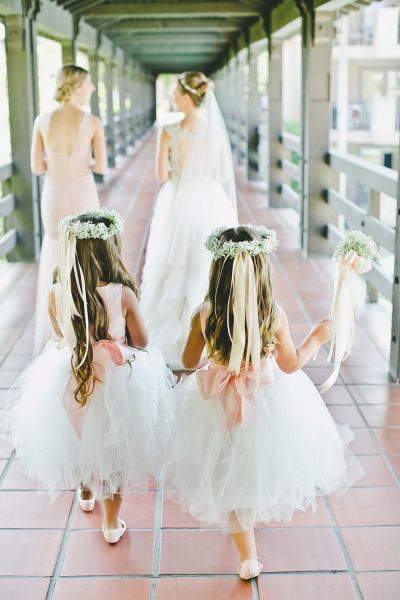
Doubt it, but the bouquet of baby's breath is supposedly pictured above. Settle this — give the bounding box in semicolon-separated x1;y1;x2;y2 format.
334;230;380;262
319;230;378;393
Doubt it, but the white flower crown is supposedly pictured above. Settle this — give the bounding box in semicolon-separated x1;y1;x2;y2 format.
205;225;279;259
59;208;124;240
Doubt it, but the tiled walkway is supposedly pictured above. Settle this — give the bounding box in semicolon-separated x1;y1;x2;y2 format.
0;136;399;600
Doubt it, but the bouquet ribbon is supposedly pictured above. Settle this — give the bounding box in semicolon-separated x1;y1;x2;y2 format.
319;250;372;393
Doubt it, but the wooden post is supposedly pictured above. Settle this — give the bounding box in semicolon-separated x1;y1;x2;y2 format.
61;15;78;64
389;135;400;382
88;36;100;117
367;189;380;302
118;58;127;154
300;12;336;256
105;56;116;167
4;13;40;260
247;45;261;181
267;39;282;208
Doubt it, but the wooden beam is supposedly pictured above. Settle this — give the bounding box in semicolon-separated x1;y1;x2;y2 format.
110;33;230;45
103;19;242;33
129;47;224;56
111;37;231;48
81;3;260;18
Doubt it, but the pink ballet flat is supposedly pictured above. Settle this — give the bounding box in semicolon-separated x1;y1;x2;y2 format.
77;488;95;512
238;558;263;580
102;518;127;544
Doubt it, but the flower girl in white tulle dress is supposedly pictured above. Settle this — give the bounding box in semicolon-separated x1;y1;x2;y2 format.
161;225;363;579
4;208;172;544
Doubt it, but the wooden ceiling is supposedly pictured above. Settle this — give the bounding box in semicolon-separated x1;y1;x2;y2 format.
53;1;285;74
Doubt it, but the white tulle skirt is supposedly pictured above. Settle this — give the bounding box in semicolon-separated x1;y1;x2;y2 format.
3;342;172;499
140;178;237;369
160;362;364;531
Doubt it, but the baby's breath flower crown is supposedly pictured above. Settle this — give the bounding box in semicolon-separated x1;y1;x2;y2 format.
59;208;124;240
205;225;279;259
335;230;380;261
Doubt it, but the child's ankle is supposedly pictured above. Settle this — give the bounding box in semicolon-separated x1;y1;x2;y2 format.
240;553;258;561
103;518;120;530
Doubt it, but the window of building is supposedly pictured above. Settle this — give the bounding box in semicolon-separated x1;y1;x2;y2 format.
37;35;63;114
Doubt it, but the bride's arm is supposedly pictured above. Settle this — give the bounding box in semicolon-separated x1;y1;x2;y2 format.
31;117;47;176
155;127;170;182
91;116;107;175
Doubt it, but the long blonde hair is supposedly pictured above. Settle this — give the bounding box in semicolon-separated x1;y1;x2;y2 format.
55;64;88;103
56;214;138;407
205;226;279;365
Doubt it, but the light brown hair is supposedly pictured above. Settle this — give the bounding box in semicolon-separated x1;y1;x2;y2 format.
178;71;210;107
56;214;139;406
55;64;89;103
205;226;279;366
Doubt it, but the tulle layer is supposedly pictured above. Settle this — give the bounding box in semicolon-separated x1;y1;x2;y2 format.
3;342;172;499
160;364;364;531
140;179;237;369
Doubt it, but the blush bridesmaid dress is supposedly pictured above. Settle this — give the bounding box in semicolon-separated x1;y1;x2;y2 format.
33;112;100;355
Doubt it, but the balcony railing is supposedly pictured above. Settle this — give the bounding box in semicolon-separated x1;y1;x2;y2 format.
0;161;17;257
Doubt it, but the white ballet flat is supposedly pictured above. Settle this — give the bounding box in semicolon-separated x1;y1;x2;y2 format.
238;558;263;580
102;518;127;544
77;488;95;512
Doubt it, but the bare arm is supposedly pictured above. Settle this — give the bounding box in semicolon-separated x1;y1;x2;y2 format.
91;116;107;175
31;117;47;176
48;286;63;338
182;306;206;370
121;285;148;348
155;127;170;183
275;307;331;374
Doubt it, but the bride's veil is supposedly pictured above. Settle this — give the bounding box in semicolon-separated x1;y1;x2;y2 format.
166;88;237;267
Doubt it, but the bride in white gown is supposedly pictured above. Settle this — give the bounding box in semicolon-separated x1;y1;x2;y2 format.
140;72;238;369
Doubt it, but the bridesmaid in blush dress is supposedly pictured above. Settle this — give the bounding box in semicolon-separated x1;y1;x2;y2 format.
31;64;107;355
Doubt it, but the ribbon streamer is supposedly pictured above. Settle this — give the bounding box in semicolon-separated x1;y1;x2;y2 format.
227;253;261;384
319;250;372;393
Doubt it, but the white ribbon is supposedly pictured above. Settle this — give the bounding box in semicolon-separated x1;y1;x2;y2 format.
319;250;372;393
227;254;261;384
58;229;90;369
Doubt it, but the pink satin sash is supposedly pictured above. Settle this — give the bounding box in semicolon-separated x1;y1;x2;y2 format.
196;358;274;431
63;339;132;438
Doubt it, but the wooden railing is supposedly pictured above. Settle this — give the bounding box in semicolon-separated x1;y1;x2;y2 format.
0;161;17;257
277;132;301;211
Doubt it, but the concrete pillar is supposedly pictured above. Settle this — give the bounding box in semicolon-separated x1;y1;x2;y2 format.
300;12;336;256
4;14;40;261
61;39;76;65
105;58;116;167
237;50;248;167
247;46;261;180
267;39;283;207
117;60;127;154
88;44;100;117
61;15;78;65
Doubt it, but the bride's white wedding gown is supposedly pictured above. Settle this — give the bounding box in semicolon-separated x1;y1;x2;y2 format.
140;107;238;369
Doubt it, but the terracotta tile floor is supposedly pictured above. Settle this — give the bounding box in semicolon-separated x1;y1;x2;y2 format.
0;135;399;599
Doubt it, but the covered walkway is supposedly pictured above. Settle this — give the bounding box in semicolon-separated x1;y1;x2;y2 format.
0;0;399;598
0;139;399;599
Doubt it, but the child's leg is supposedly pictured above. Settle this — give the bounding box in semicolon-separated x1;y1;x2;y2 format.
230;512;258;560
103;493;123;530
